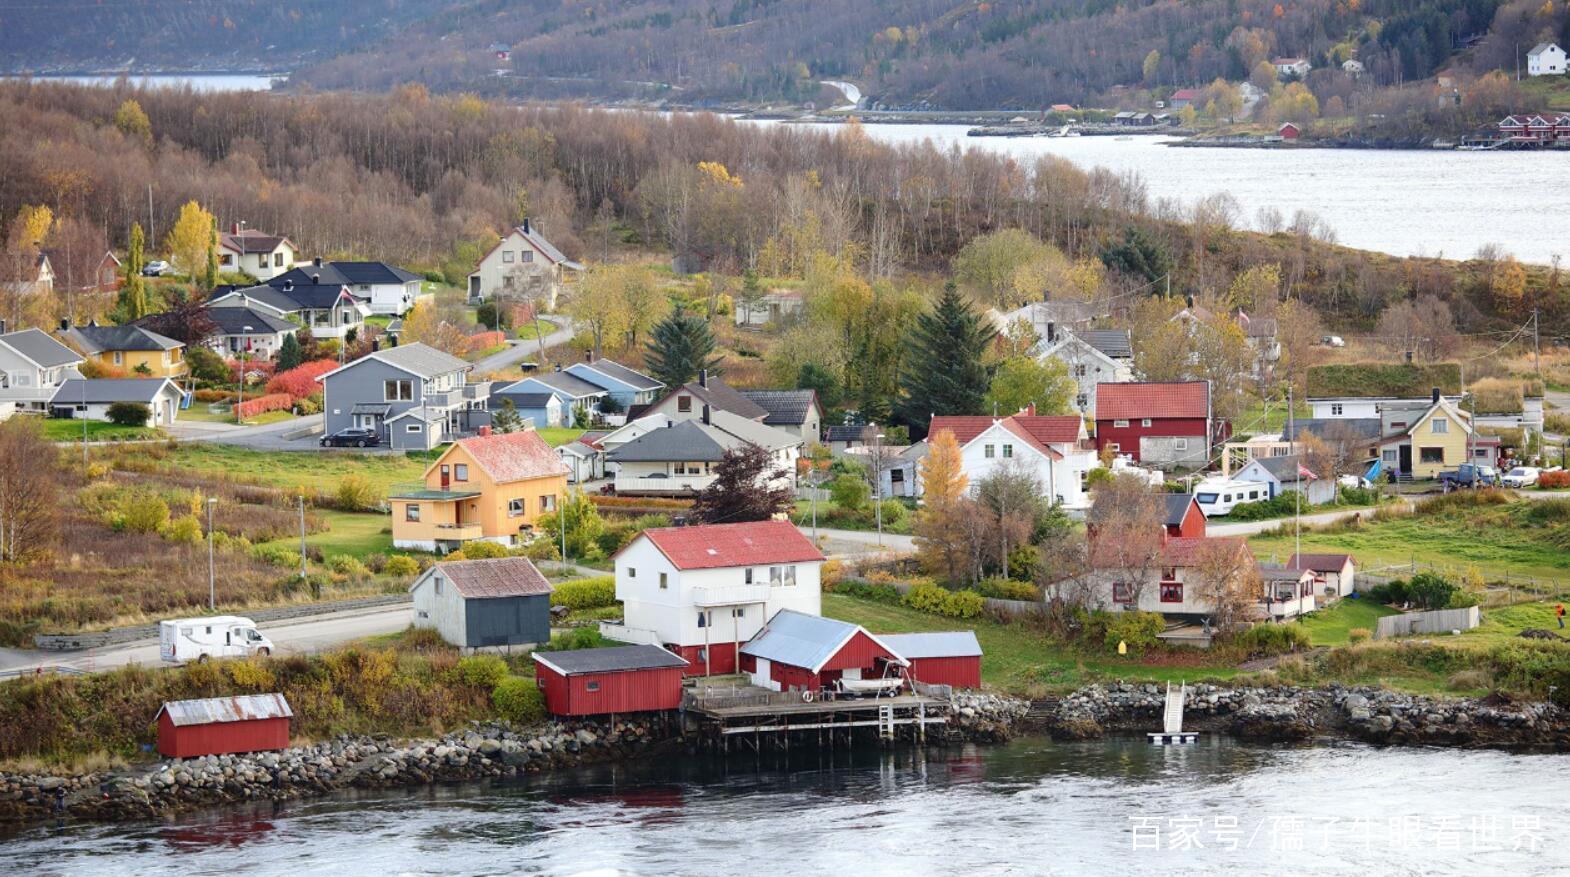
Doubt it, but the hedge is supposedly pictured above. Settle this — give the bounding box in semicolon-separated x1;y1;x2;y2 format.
234;393;292;418
550;576;616;610
467;330;506;351
266;359;339;402
901;583;984;618
492;676;546;724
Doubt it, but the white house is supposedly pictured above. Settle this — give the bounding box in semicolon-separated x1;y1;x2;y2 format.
0;327;84;415
49;378;185;427
1528;42;1567;76
1038;327;1133;417
600;520;825;676
1342;59;1365;75
200;306;298;359
271;259;423;316
209;281;370;340
218;225;299;282
1288;552;1358;600
927;411;1099;509
1273;57;1312;77
604;408;801;496
467;219;583;309
735;289;804;327
1087;535;1313;623
1232;455;1338;505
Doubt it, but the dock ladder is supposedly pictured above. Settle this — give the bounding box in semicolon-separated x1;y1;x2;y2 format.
878;703;895;741
1148;682;1198;745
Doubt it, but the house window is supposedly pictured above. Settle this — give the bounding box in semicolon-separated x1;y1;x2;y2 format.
503;250;515;263
1076;394;1088;409
1390;422;1407;430
1002;444;1013;458
1474;448;1489;459
1113;419;1129;428
1112;582;1134;604
586;681;600;692
1331;404;1344;416
1160;582;1184;603
113;351;123;365
1173;438;1188;451
1074;365;1087;378
890;469;905;483
659;572;668;590
384;380;413;401
627;567;636;578
508;499;524;517
220;254;233;266
677;396;692;413
1107;443;1120;453
1141;419;1152;428
257;254;267;268
540;495;556;512
1383;449;1398;463
434;576;443;595
697;611;707;628
274;252;284;267
407;424;422;433
745;568;754;584
454;464;469;481
405;504;421;522
521;251;534;263
1420;447;1445;464
732;607;746;618
984;444;995;459
769;566;783;584
1431;418;1449;434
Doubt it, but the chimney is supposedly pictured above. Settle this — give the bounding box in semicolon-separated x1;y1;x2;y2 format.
231;222;240;235
586;350;594;363
371;338;380;352
698;369;708;388
59;318;70;332
311;273;320;284
313;256;323;268
1432;387;1441;404
1185;294;1195;309
701;403;710;425
283;279;294;292
521;217;531;234
389;334;399;347
478;425;492;437
1046;321;1056;343
1024;402;1036;417
554;363;562;372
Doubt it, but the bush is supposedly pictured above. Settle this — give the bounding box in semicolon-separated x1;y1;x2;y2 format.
1539;471;1570;489
492;676;546;725
835;579;902;603
1224;494;1300;521
1234;623;1312;657
877;499;907;526
1338;485;1380;506
475;302;513;331
121;494;171;534
251;543;298;567
191;388;234;403
1102;610;1164;654
551;576;616;610
457;540;510;559
186;345;231;386
976;577;1039;601
902;583;984;618
234;393;292;419
162;514;203;544
821;558;844;588
105;401;151;427
455;654;508;688
1407;572;1457;610
546;626;606;650
828;474;870;511
328;555;371;579
266;359;338;402
1364;579;1409;605
467;330;506;352
1348;627;1372;644
297;392;323;416
384;555;420;577
335;474;379;512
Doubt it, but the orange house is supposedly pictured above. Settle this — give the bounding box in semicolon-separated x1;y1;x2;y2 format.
391;427;569;554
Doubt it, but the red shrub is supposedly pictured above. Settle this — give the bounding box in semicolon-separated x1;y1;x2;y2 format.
235;393;292;418
467;330;505;352
1538;471;1570;489
266;359;339;401
229;359;276;383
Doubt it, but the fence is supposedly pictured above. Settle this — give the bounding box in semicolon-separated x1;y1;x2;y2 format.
1359;562;1570;608
1374;605;1481;639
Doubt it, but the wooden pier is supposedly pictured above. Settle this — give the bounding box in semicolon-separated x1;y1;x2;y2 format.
683;687;948;751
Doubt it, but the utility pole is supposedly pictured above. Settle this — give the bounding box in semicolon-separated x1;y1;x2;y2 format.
1534;307;1542;378
147;184;155;242
1290;386;1300;563
298;495;308;581
560;490;569;575
207;497;218;611
81;377;88;468
874;430;886;548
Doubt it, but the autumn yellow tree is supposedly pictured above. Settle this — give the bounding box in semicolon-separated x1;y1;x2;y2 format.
400;300;470;356
1490;256;1527;314
8;205;52;251
914;429;972;582
114;98;152;147
164;201;215;280
1226;263;1282;312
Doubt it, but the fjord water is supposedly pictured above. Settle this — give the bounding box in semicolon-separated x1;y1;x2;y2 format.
6;737;1566;876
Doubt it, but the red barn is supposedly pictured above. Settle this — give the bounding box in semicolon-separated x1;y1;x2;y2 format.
156;694;293;758
878;632;983;689
1278;122;1301;140
1164;493;1207;539
533;645;688;716
1095;381;1213;465
739;610;905;693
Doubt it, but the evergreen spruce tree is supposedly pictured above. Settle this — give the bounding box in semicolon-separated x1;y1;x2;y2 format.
275;332;304;372
492;398;523;433
118;222;148;322
645;304;722;389
895;281;991;435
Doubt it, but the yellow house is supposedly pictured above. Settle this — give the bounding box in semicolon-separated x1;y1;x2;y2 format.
59;323;187;379
1377;399;1494;480
390;427;570;553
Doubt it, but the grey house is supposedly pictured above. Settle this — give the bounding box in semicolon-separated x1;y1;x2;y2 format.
318;343;491;450
49;378;185;426
0;326;84;414
739;389;823;443
409;557;554;650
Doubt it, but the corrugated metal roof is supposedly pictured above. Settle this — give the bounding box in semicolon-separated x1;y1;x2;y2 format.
879;631;983;659
158;693;293;727
741;609;863;672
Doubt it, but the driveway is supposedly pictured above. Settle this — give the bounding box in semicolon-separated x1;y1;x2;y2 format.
472;317;575;375
798;525;916;558
168;414;325;452
0;603;412;676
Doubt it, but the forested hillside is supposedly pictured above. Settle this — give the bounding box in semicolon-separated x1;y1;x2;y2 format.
8;0;1567;109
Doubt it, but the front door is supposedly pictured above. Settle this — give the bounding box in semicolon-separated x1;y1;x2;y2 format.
440;464;450;490
468;275;481;299
1398;444;1412;476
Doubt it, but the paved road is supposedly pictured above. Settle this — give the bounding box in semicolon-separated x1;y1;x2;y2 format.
167;414;324;451
0;604;413;676
798;526;916;558
472;317;575;375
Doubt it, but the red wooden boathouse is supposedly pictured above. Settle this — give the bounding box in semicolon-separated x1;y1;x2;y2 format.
533;644;688;716
878;632;983;689
156;693;293;758
739;610;907;693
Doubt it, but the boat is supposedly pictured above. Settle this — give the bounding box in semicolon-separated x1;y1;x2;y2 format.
836;677;904;696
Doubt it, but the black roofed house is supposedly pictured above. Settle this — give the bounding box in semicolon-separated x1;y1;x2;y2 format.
209;275;371;341
604;406;801;496
410;556;553;650
563;356;664;414
640;370;770;423
195;306;299;359
0;326;84;415
739;388;822;442
1288;552;1358;599
533;645;687;716
1163;493;1206;538
1037;325;1134;417
268;258;423;316
218;224;300;281
49;377;185;426
488;390;564;430
58;322;186;379
495;369;609;428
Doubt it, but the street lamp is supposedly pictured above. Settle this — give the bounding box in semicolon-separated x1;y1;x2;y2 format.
874;431;886;547
235;330;252;425
206;497;218;611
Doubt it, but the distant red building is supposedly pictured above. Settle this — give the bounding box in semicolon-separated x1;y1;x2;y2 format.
533;644;688;716
157;694;292;758
1164;494;1207;538
1094;381;1213;465
879;632;983;689
1278;122;1302;140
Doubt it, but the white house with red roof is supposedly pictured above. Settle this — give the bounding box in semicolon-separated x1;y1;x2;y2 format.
602;520;826;676
1094;380;1214;468
466;218;584;309
926;409;1100;509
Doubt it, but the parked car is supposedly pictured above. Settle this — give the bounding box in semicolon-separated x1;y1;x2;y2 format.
1320;334;1346;347
1439;463;1500;490
160;616;273;663
320;427;380;448
142;260;173;277
1502;466;1541;488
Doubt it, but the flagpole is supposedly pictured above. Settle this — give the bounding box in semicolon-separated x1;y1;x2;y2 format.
1290;386;1300;562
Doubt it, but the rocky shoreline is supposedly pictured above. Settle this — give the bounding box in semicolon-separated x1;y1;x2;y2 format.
1030;683;1567;748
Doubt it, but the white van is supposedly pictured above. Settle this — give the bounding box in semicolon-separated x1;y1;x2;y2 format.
160;616;274;664
1193;479;1269;517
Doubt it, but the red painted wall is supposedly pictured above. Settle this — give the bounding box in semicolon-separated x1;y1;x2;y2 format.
820;631;897;671
767;631;899;692
1166;501;1206;539
904;656;982;689
1095;417;1209;462
536;664;684;716
157;713;290;758
669;642;739;676
769;660;818;692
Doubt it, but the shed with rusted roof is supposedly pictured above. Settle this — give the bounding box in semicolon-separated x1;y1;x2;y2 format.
156;693;293;758
409;556;554;649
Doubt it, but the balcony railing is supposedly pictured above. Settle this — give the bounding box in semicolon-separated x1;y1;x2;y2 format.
691;584;771;607
614;474;715;495
432;523;483;540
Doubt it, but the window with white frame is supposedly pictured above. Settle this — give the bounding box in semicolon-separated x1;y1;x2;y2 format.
1113;419;1129;428
508;499;524;517
1173;438;1188;451
744;568;754;584
454;464;469;481
1431;417;1449;434
983;444;995;458
1002;444;1013;458
384;380;413;401
407;424;422;433
405;504;421;522
540;494;556;512
1141;418;1152;428
502;250;515;263
434;575;443;595
1330;403;1344;416
659;572;668;590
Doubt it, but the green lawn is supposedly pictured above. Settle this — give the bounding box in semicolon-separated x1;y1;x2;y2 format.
256;509;394;559
534;427;586;447
1293;598;1399;646
1458;601;1570;646
154;444;427;498
178;407;298;426
40;420;161;442
823;594;1242;694
792;498;913;535
1235;398;1312;434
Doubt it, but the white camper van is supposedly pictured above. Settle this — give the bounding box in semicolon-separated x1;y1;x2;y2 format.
1193;478;1269;517
160;616;274;664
